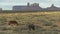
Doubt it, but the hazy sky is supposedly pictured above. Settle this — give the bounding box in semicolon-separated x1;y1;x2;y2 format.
0;0;60;10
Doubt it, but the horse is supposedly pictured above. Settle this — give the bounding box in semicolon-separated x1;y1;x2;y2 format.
28;24;35;30
8;21;18;26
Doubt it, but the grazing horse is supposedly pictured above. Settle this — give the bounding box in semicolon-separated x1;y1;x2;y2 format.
8;21;18;26
28;24;35;30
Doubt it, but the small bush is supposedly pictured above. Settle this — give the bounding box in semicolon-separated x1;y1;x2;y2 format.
0;32;8;34
52;25;58;27
40;29;47;31
2;27;12;31
13;27;22;32
43;22;53;26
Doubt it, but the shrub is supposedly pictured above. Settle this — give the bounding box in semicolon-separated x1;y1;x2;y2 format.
2;27;12;31
0;32;8;34
52;25;58;27
0;18;7;23
13;27;22;32
43;22;53;26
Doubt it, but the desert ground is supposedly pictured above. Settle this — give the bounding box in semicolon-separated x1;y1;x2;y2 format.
0;11;60;34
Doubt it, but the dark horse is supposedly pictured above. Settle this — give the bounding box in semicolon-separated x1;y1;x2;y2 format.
8;21;18;26
28;24;35;30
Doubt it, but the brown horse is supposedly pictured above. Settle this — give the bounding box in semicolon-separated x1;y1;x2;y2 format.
8;21;18;26
28;24;35;30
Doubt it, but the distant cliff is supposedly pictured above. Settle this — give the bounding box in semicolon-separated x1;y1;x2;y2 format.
13;3;60;11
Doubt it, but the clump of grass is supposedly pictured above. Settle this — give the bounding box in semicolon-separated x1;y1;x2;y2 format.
42;22;53;26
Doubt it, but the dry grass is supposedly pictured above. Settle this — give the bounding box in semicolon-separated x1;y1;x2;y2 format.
0;11;60;34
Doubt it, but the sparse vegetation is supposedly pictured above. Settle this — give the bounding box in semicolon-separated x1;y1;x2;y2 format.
0;11;60;34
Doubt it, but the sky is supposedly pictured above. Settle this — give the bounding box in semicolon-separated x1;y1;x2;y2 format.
0;0;60;10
